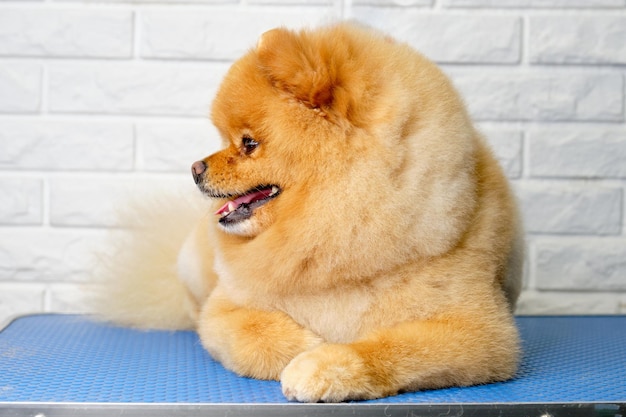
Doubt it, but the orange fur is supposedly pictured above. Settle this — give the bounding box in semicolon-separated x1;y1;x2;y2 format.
97;22;524;402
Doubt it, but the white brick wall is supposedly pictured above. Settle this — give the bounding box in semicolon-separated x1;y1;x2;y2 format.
1;0;625;322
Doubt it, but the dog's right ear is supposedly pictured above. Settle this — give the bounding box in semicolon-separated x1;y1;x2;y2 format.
256;28;335;111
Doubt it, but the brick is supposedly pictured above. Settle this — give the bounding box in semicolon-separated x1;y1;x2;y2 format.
0;284;45;321
529;128;626;178
49;176;195;227
0;9;132;58
0;63;41;113
530;16;626;65
49;179;131;228
0;229;107;282
534;239;626;291
449;71;623;122
516;291;622;315
517;183;622;235
353;11;520;64
137;121;222;172
48;63;229;116
0;120;134;171
141;9;334;60
342;0;433;5
59;0;236;2
0;178;43;225
250;0;334;4
443;0;625;7
481;129;523;179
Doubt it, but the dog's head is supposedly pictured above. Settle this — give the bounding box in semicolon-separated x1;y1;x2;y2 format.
192;24;391;237
192;23;477;271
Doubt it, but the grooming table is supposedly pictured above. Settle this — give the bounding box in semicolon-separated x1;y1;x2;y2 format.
0;315;624;417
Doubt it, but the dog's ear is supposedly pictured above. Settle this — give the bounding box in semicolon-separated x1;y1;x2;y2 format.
256;28;335;111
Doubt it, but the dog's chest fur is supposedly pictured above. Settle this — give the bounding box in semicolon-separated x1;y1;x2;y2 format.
277;289;372;344
212;248;399;343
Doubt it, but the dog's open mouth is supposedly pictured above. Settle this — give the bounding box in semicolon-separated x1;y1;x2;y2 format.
215;185;281;224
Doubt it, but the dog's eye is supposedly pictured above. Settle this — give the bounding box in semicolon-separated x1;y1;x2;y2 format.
242;136;259;155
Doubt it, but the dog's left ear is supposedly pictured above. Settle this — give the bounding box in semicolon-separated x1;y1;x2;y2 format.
256;28;335;111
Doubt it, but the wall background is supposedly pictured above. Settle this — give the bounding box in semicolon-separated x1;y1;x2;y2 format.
0;0;625;323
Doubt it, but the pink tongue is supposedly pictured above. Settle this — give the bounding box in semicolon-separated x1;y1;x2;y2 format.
215;188;273;215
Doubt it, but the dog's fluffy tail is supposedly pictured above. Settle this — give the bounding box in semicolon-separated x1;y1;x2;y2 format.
89;192;208;330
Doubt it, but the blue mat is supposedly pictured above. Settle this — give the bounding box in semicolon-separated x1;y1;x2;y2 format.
0;314;625;408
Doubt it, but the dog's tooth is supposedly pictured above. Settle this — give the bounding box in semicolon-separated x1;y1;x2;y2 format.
271;186;278;195
228;202;236;213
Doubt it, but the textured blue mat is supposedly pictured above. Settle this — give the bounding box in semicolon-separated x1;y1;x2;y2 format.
0;314;625;405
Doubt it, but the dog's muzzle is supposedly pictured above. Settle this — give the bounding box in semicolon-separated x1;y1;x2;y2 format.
191;160;207;184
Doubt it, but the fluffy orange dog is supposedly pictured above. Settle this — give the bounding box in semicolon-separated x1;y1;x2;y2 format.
96;23;523;402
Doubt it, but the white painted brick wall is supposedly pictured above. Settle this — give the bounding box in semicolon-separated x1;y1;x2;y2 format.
518;183;622;235
0;178;43;225
529;128;626;178
137;120;222;171
353;11;522;64
0;120;134;171
0;9;133;58
140;9;335;60
529;16;626;65
1;0;625;322
49;176;195;227
0;63;42;113
451;71;623;122
0;229;106;282
48;63;225;116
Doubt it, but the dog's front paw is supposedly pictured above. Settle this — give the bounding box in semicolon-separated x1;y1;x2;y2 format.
281;344;382;402
198;288;325;381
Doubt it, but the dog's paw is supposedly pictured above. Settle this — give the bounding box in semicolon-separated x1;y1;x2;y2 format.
280;344;377;402
198;291;325;381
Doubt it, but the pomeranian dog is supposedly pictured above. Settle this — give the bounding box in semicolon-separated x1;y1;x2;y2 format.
95;22;523;402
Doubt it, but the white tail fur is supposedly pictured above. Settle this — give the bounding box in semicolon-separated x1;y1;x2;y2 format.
89;192;208;330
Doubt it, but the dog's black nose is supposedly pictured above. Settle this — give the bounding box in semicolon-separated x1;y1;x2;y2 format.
191;160;207;184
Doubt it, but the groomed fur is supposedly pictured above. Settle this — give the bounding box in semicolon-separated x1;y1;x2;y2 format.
95;22;524;402
91;193;209;330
